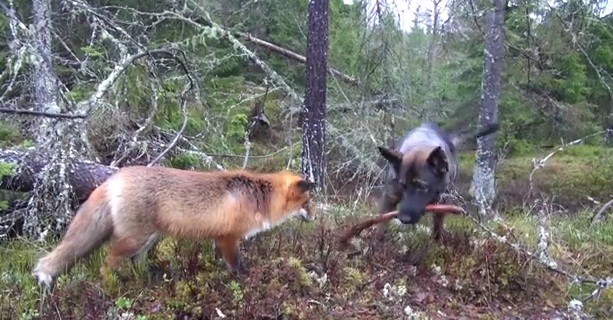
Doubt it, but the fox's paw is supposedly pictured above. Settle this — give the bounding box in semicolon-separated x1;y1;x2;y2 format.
32;269;53;291
227;260;246;276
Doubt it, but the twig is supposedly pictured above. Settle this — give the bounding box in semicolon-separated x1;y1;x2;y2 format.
147;50;195;167
591;199;613;225
77;48;182;114
0;107;87;119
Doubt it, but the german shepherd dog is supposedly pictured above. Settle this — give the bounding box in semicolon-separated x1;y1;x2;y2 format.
375;122;499;240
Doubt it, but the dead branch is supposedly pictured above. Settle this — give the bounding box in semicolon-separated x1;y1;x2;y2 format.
235;31;360;87
465;211;612;292
0;106;87;119
338;210;398;246
591;199;613;225
338;204;466;246
77;48;187;115
147;49;195;167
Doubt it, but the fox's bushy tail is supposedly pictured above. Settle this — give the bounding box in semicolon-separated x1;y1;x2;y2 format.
32;187;113;288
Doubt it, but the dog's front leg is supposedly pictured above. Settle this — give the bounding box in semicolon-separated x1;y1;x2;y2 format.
431;212;447;242
374;193;400;241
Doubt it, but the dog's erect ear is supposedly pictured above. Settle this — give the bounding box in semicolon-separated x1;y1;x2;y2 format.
296;179;316;193
378;146;403;169
426;146;449;173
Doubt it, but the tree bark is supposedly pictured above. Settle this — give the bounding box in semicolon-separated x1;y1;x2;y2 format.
471;0;507;218
424;0;442;120
302;0;330;192
0;148;118;203
32;0;59;116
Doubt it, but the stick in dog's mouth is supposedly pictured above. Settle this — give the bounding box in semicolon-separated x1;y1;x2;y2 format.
338;204;466;245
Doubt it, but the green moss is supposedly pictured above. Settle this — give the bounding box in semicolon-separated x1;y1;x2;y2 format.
287;256;313;289
457;145;612;210
342;266;365;289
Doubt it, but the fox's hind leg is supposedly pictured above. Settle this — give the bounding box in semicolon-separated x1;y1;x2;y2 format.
216;236;245;275
100;233;156;281
130;233;160;266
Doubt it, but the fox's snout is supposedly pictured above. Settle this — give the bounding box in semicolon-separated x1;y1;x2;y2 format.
298;208;312;221
296;202;315;222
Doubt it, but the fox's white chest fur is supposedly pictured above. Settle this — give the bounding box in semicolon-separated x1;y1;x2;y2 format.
243;208;307;240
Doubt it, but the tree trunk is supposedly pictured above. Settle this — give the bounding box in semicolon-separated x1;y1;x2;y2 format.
471;0;507;219
424;0;442;121
301;0;330;192
0;149;118;203
25;0;79;239
32;0;59;116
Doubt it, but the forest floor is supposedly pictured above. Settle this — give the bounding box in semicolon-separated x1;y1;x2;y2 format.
0;147;612;320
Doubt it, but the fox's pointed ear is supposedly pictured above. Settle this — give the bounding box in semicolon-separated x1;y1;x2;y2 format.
296;179;316;193
426;146;448;173
378;146;402;171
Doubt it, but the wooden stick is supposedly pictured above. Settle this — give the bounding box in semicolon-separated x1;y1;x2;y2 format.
338;204;466;245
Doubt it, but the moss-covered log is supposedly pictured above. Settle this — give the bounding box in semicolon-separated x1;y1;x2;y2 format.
0;148;118;203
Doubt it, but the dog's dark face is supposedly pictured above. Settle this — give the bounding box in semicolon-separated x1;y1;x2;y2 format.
378;145;449;224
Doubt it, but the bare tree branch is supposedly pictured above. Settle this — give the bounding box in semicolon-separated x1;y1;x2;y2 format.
235;31;360;87
147;50;195;167
77;48;187;114
0;107;87;119
591;199;613;225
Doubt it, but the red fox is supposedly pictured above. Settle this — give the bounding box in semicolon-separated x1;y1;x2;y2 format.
32;166;315;289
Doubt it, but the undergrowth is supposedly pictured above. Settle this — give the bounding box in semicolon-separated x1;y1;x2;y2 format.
457;145;613;211
1;206;611;319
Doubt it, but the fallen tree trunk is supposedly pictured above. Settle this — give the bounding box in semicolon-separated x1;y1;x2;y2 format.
0;148;118;202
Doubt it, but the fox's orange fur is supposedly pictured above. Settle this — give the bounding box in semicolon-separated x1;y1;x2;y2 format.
32;166;315;289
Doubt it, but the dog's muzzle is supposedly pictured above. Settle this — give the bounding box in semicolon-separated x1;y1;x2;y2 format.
397;212;421;224
397;201;426;225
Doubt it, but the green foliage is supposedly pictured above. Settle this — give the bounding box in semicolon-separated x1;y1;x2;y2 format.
0;121;23;148
166;152;201;170
115;296;134;310
0;162;15;211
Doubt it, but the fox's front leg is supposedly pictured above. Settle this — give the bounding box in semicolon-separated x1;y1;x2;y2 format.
215;236;245;275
